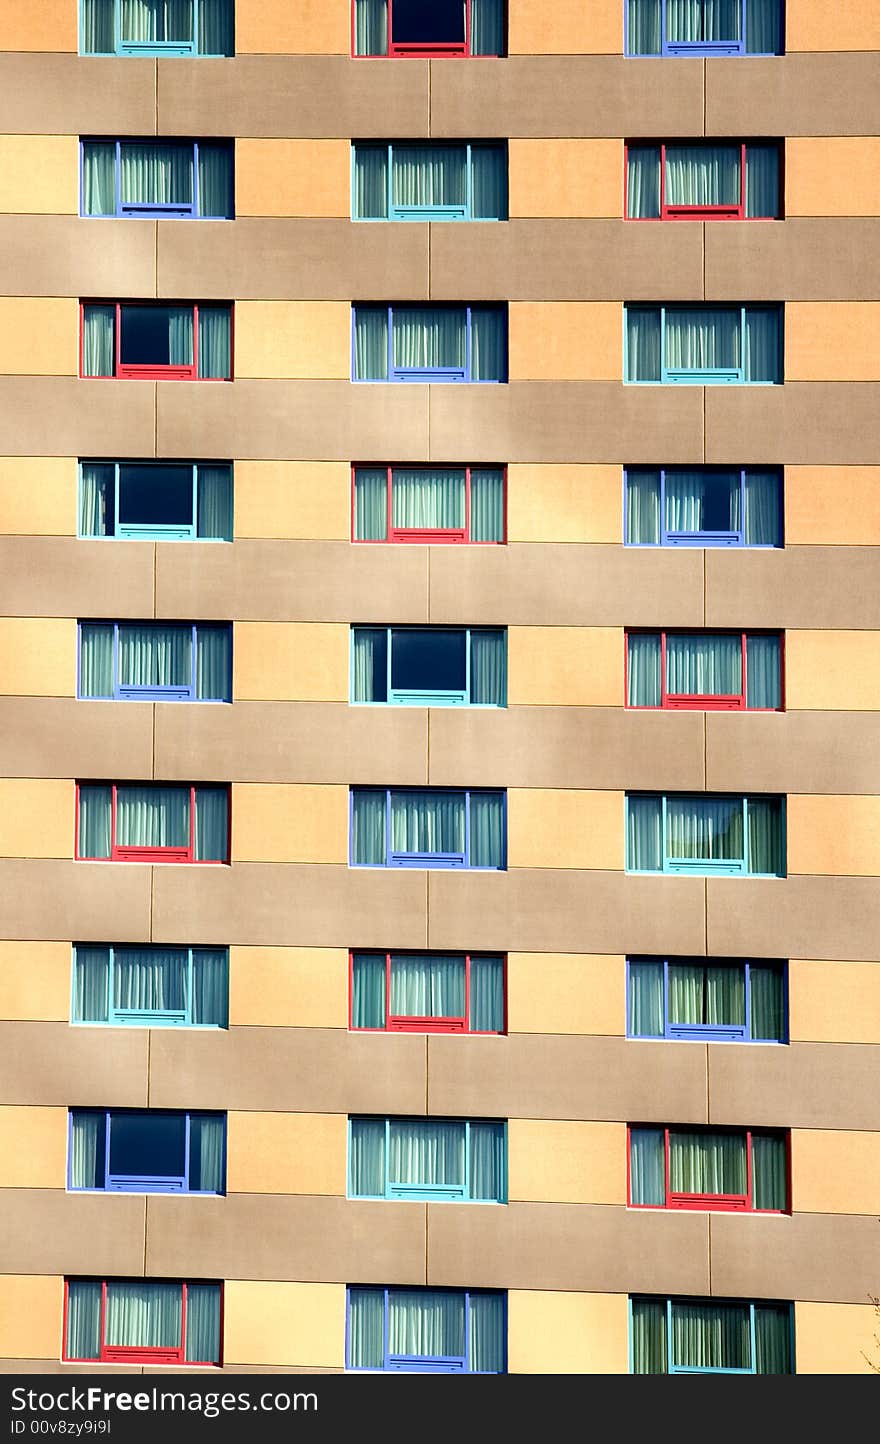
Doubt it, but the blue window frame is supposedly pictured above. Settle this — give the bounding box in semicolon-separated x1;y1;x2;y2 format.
78;622;232;702
348;1117;507;1202
347;1287;506;1373
71;944;229;1027
79;461;233;542
627;958;787;1042
351;627;507;706
352;142;507;221
68;1109;226;1194
80;0;234;56
630;1297;793;1374
352;304;507;382
625;304;783;384
350;788;506;870
625;0;783;56
81;141;234;219
624;466;783;547
626;794;786;877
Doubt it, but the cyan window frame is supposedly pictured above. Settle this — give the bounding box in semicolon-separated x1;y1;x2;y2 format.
626;957;788;1043
67;1109;227;1194
347;1117;508;1202
624;0;784;56
351;142;507;221
349;787;507;870
350;626;507;707
625;793;786;877
628;1297;794;1375
78;460;233;543
77;621;232;702
623;466;783;548
70;943;229;1028
351;304;507;383
345;1287;507;1373
79;0;234;56
79;140;234;219
624;304;783;385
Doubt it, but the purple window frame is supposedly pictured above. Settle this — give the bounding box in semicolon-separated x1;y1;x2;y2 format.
351;304;507;382
79;140;234;219
76;621;232;702
67;1109;226;1194
349;787;507;869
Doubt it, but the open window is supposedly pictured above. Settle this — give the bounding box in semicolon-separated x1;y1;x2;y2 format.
69;1109;226;1194
352;627;506;706
353;0;505;57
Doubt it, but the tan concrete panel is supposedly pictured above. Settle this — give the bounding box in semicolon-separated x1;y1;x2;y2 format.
0;1107;66;1188
427;1033;708;1124
711;1215;880;1311
786;1;880;51
787;304;880;382
509;1120;626;1205
0;1022;149;1107
708;875;880;964
0;1;76;51
234;623;348;703
0;216;157;299
507;464;622;544
786;140;880;218
706;54;880;137
237;141;349;218
0;457;76;536
0;540;155;620
0;619;76;698
507;1289;629;1374
0;1192;146;1278
145;1194;426;1287
795;1302;877;1374
787;632;880;711
509;0;622;55
791;1131;880;1216
224;1282;344;1370
0;699;154;782
705;547;880;630
508;627;623;707
787;466;880;545
704;219;880;303
226;1113;346;1196
0;136;77;215
705;385;880;466
0;942;69;1023
0;859;151;945
229;946;348;1029
509;141;622;219
706;712;880;797
0;1277;62;1364
234;461;350;541
148;1026;427;1115
1;56;157;134
232;784;348;864
788;795;880;877
0;780;71;860
790;959;880;1046
237;0;349;55
509;303;621;382
508;953;625;1037
508;790;624;871
0;378;157;458
235;302;350;380
707;1040;880;1131
0;299;77;376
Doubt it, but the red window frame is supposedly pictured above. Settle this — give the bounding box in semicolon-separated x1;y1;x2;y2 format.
624;142;783;222
348;950;508;1034
351;0;505;57
626;1126;791;1214
624;630;784;712
79;301;234;380
351;464;507;544
62;1279;223;1366
74;783;230;864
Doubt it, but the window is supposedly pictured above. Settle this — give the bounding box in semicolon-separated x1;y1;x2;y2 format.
352;627;506;706
81;303;232;380
626;142;780;219
64;1279;221;1366
81;140;233;219
625;305;782;384
353;143;507;221
72;945;229;1027
80;0;234;56
626;0;783;56
347;1288;505;1373
625;467;782;547
353;465;505;543
76;784;229;863
69;1110;226;1194
631;1298;793;1375
79;461;232;542
351;951;505;1033
626;794;785;877
627;958;786;1042
352;0;504;56
626;631;782;710
353;305;506;382
78;622;232;702
629;1127;788;1212
351;788;506;870
349;1118;506;1202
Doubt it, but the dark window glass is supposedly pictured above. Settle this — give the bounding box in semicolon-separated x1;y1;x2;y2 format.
119;465;193;526
119;307;189;366
109;1112;186;1178
700;476;737;531
393;0;465;43
392;630;467;692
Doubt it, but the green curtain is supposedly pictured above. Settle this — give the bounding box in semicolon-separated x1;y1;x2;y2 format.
627;633;661;705
745;145;779;217
669;962;746;1026
79;785;112;858
70;1111;102;1188
121;0;192;42
630;1128;665;1205
194;787;228;860
120;143;192;206
392;468;465;529
626;147;661;218
750;963;784;1040
73;946;111;1021
667;796;744;862
667;633;741;697
631;1299;667;1372
114;947;186;1012
627;795;663;870
116;786;189;847
83;305;116;377
752;1133;786;1209
82;0;115;52
471;0;504;54
350;1118;386;1195
392;146;466;209
197;464;233;539
197;143;233;216
468;1122;505;1200
666;307;740;371
626;308;661;381
627;0;661;53
670;1131;746;1195
352;790;387;864
470;468;504;540
82;142;117;216
351;953;386;1027
80;624;115;698
195;625;231;700
470;792;504;867
668;0;740;42
185;1283;221;1362
191;948;229;1025
469;956;504;1030
628;960;664;1036
470;630;506;705
164;306;194;365
393;308;465;370
744;470;781;544
352;627;387;703
354;307;388;380
354;468;388;539
391;791;465;855
389;1290;465;1359
626;469;661;543
105;1280;181;1347
197;0;233;55
468;1293;504;1371
754;1304;791;1372
66;1281;102;1360
79;463;114;536
197;307;231;378
745;0;781;54
744;308;781;382
470;307;506;380
471;146;507;219
671;1300;750;1369
389;954;465;1018
746;796;782;874
389;1119;466;1189
353;0;387;55
189;1113;225;1192
667;469;740;535
666;145;739;206
746;634;780;708
349;1288;385;1368
354;147;388;219
119;624;191;690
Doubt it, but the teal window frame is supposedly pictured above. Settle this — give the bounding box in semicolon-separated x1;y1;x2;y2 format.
625;793;786;877
624;303;783;384
351;142;508;221
71;944;230;1027
628;1297;794;1375
79;0;234;56
347;1117;507;1202
350;626;507;707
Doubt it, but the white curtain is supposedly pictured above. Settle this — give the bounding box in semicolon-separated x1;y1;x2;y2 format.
666;308;740;372
470;307;506;380
470;0;503;54
354;467;388;539
393;308;465;370
391;791;465;855
197;143;233;216
627;633;662;706
627;794;663;871
195;624;231;700
744;308;781;382
82;305;116;377
630;1127;665;1204
626;469;661;544
82;142;117;216
120;0;192;43
626;308;661;381
627;147;661;218
115;947;187;1012
352;628;388;703
196;465;233;540
79;623;115;698
354;147;388;219
79;463;114;536
116;786;189;847
388;1119;466;1190
388;1290;465;1360
746;634;781;708
353;0;387;55
470;630;506;705
82;0;115;52
352;790;387;864
627;0;661;53
666;145;739;207
745;0;781;53
392;146;466;210
184;1283;221;1362
66;1282;102;1360
745;145;779;217
73;946;111;1022
743;469;781;544
194;787;228;860
348;1289;385;1368
105;1281;181;1348
628;960;664;1036
471;146;507;219
70;1110;103;1188
470;468;504;540
392;468;465;530
354;307;389;380
189;1113;225;1192
120;143;192;206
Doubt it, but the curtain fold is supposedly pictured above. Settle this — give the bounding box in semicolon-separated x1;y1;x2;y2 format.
194;787;228;860
751;1133;786;1209
470;146;507;219
670;1131;747;1195
78;785;112;858
668;0;740;42
671;1300;749;1370
82;0;115;52
469;956;504;1031
750;963;784;1040
82;142;117;216
79;624;115;698
354;307;389;379
352;790;387;864
195;625;231;700
348;1288;385;1368
390;954;465;1018
392;468;465;530
631;1298;667;1372
744;307;781;382
389;1119;466;1190
74;946;111;1022
354;146;388;219
745;0;781;53
469;792;504;867
626;308;662;381
350;1118;386;1195
191;948;228;1025
470;306;506;380
666;145;739;206
630;1128;665;1205
666;468;741;536
83;305;116;377
392;145;466;210
197;143;233;216
189;1113;225;1192
666;307;740;371
468;1122;505;1200
666;633;741;697
745;634;780;708
66;1281;102;1360
120;0;192;43
388;1290;464;1360
468;1293;504;1372
184;1283;221;1362
196;465;233;540
627;633;662;705
626;469;661;543
351;953;387;1028
393;307;465;370
390;791;465;855
628;960;664;1036
469;467;504;540
746;796;782;874
119;624;191;691
666;796;743;862
79;463;114;537
754;1304;791;1373
120;143;192;207
470;630;506;705
105;1281;181;1348
352;628;388;703
626;146;661;218
197;306;231;378
668;962;746;1026
354;467;388;539
744;469;781;544
353;0;387;55
116;786;189;847
163;306;193;366
70;1111;103;1189
115;947;186;1012
627;795;663;870
197;0;233;55
745;144;779;217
